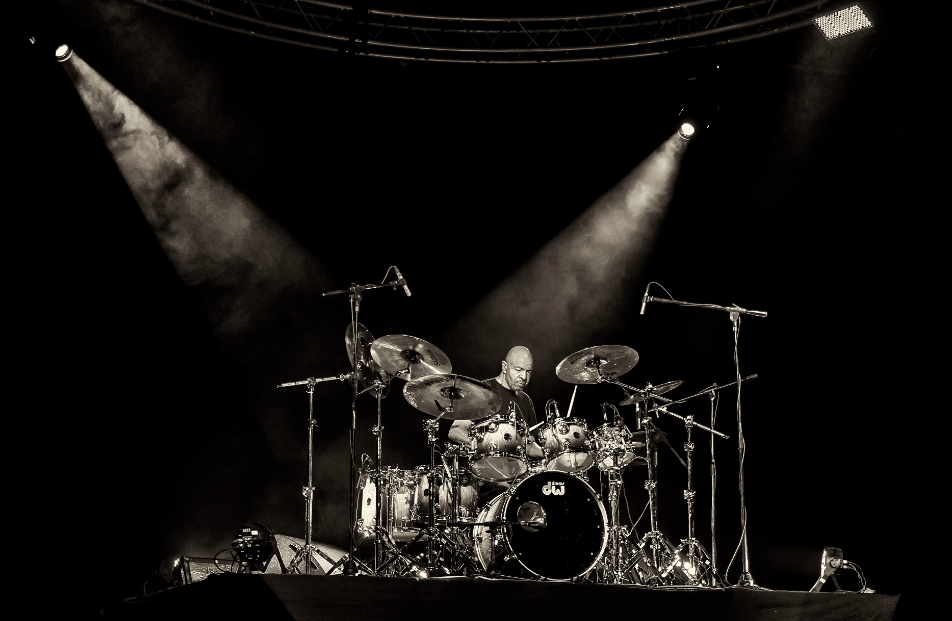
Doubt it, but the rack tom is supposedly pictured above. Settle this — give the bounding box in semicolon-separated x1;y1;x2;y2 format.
468;414;528;482
538;417;593;473
591;424;647;471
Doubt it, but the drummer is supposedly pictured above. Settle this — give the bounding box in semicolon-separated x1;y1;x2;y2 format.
448;346;545;496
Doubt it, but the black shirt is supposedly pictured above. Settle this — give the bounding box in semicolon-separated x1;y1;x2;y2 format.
485;377;537;430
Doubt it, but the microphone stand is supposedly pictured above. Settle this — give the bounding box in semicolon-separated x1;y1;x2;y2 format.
643;293;766;587
322;277;406;577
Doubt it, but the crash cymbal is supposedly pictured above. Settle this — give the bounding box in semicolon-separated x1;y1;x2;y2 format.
555;345;639;384
619;380;682;406
345;323;391;398
371;335;452;379
403;374;500;420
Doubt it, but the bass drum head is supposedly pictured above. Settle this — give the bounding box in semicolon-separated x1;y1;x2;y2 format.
474;471;607;580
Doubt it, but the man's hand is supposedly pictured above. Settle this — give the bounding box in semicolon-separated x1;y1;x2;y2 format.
527;438;545;460
448;419;473;445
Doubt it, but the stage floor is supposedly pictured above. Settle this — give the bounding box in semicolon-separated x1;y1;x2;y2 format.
101;573;901;621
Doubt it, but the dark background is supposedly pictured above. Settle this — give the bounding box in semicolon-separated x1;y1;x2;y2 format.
12;1;931;616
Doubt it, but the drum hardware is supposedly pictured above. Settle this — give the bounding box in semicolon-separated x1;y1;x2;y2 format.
276;372;364;575
640;287;765;587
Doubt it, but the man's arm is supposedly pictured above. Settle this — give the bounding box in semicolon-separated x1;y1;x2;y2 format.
448;419;473;445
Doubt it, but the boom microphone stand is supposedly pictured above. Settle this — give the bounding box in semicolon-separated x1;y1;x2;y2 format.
642;286;766;586
322;270;409;576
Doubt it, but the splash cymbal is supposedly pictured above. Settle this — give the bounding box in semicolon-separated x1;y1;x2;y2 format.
403;374;500;420
555;345;639;384
619;380;682;405
345;323;391;398
371;334;452;380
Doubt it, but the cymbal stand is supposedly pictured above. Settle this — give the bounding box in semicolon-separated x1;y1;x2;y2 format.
276;373;357;574
659;413;721;586
372;382;384;571
634;401;670;584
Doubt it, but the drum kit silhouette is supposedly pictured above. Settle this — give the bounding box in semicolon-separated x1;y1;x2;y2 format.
277;272;762;585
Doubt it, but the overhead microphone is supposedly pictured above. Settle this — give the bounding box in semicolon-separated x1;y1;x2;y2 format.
640;284;650;315
393;265;412;297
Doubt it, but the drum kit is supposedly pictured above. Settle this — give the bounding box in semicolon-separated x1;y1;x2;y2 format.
276;272;764;585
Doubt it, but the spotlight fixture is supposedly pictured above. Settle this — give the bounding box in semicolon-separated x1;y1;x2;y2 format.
814;5;873;41
810;546;872;592
54;43;73;62
678;122;696;141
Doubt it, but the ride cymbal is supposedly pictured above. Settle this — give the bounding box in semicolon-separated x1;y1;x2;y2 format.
555;345;639;384
371;335;452;380
403;374;500;420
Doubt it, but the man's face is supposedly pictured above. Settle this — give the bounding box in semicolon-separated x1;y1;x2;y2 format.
503;351;533;392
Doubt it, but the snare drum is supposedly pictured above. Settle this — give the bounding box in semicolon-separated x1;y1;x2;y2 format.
469;414;528;482
537;417;593;473
591;424;647;471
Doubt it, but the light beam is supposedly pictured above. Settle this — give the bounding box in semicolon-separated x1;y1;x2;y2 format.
443;132;689;372
58;53;329;337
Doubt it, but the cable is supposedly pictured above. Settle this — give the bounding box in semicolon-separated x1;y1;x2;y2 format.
380;266;397;285
654;281;676;300
846;561;869;592
632;500;650;531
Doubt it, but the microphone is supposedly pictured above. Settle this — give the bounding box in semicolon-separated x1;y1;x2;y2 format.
394;265;412;297
640;284;650;315
601;402;609;422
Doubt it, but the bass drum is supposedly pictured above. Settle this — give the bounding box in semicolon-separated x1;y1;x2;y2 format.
473;471;607;580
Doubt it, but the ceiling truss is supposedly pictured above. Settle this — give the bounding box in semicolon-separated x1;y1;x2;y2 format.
133;0;833;63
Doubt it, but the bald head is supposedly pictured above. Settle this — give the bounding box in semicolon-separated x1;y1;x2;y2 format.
500;346;533;392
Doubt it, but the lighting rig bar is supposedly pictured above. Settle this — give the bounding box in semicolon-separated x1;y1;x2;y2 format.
134;0;834;63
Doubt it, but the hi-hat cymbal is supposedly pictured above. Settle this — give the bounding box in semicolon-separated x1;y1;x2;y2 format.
403;374;500;420
371;335;452;380
345;323;391;398
619;380;682;406
555;345;639;384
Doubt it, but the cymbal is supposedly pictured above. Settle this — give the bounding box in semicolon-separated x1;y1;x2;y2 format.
345;323;391;398
619;380;682;406
403;374;500;420
555;345;639;384
371;335;452;379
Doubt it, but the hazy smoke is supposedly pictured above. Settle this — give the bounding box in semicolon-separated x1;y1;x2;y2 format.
61;54;326;336
445;134;687;371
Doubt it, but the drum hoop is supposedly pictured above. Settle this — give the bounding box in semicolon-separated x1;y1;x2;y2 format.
541;417;588;427
544;448;595;472
471;415;528;428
